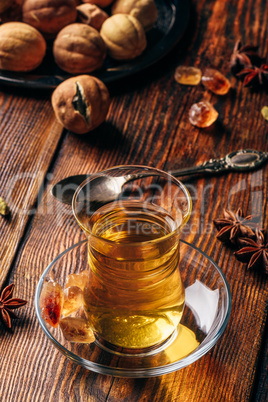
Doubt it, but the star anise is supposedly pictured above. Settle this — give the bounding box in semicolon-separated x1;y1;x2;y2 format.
213;208;260;244
234;230;268;274
0;283;27;330
230;40;263;75
237;64;268;88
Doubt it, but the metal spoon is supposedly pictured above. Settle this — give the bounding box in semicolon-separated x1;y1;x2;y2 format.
51;149;268;205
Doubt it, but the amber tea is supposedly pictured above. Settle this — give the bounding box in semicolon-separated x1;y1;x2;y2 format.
73;166;191;351
84;200;185;349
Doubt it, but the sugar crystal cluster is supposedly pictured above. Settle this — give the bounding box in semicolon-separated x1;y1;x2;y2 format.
39;270;95;343
174;64;232;128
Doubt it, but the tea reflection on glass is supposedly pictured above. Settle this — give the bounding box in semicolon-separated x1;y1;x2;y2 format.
72;166;191;352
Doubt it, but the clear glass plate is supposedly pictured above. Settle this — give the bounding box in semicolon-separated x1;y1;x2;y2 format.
35;240;231;378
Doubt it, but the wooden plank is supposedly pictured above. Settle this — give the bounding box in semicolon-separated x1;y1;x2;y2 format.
253;321;268;401
0;91;63;287
0;0;268;400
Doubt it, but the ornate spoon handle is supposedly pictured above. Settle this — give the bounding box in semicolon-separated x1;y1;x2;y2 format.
51;149;268;205
171;149;268;177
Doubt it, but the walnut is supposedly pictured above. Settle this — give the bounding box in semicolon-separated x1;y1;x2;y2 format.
100;14;146;60
77;4;108;31
22;0;77;37
111;0;158;31
51;75;110;134
53;23;107;74
0;22;46;72
81;0;114;8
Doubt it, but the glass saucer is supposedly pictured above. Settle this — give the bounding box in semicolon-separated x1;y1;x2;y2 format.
35;240;231;378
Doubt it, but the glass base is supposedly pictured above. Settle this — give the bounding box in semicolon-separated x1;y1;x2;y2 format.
94;329;178;357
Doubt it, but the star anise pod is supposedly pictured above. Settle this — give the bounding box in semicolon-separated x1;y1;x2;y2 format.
0;283;27;329
237;64;268;88
230;40;263;75
213;208;260;244
234;230;268;274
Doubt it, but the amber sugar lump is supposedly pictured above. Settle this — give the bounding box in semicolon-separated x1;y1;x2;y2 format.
174;66;202;86
39;280;63;328
59;317;95;343
62;286;83;317
189;100;218;128
261;106;268;120
201;68;231;95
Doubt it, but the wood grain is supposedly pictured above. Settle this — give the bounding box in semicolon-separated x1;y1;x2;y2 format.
0;92;63;287
0;0;268;401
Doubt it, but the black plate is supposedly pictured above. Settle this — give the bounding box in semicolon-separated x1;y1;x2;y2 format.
0;0;190;90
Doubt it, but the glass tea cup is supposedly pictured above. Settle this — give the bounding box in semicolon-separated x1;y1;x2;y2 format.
72;166;192;354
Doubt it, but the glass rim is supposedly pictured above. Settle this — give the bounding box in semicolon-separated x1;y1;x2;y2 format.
72;165;192;246
35;239;232;378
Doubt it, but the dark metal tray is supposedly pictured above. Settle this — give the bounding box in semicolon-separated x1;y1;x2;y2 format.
0;0;190;89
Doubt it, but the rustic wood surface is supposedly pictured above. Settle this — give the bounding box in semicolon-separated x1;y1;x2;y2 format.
0;0;267;401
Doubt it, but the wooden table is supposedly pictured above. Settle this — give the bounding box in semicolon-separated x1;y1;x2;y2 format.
0;0;267;400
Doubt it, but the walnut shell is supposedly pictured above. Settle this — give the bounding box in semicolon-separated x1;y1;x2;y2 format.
53;23;106;74
81;0;114;8
77;4;108;31
51;75;110;134
111;0;157;31
22;0;77;37
100;14;146;60
0;22;46;72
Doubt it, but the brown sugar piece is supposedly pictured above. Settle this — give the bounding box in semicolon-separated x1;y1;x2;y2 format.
59;317;95;343
39;280;63;328
201;68;231;95
175;66;202;86
189;100;218;128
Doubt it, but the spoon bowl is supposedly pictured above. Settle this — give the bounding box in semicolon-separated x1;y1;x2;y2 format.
72;165;192;236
